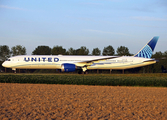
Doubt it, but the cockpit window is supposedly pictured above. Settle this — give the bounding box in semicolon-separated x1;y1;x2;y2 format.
6;59;11;61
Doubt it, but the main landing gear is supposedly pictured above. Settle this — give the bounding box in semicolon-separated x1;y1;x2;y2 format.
78;67;88;74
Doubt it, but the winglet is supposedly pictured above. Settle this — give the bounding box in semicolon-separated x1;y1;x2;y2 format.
134;36;159;58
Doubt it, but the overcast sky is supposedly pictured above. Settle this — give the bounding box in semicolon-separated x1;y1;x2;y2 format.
0;0;167;55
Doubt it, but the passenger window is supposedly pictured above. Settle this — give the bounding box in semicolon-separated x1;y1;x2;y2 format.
7;59;11;61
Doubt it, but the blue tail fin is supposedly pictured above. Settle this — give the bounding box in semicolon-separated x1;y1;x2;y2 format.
134;36;159;58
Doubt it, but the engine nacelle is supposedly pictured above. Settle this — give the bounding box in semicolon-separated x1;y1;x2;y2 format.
61;63;76;72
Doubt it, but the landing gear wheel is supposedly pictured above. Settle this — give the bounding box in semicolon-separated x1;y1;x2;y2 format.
78;70;83;74
83;71;88;74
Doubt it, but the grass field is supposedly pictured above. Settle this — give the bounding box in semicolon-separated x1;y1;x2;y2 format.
0;73;167;87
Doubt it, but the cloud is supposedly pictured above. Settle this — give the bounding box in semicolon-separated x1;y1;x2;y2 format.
130;7;154;13
0;5;25;11
131;16;167;21
85;29;130;36
159;0;167;7
81;2;102;6
81;0;126;6
101;0;126;2
130;24;166;28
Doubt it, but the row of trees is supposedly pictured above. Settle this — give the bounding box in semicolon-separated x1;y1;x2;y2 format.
0;45;131;60
0;45;26;61
32;45;132;56
1;45;167;73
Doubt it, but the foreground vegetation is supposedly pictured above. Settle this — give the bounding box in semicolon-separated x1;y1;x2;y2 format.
0;73;167;87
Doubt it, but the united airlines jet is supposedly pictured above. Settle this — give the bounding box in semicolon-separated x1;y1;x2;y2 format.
2;36;159;73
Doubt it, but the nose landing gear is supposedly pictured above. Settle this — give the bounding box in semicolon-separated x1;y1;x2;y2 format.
12;68;16;73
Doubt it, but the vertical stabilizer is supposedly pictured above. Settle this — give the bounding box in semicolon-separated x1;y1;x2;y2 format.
134;36;159;58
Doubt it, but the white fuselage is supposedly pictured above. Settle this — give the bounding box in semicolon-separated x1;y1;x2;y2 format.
2;55;156;70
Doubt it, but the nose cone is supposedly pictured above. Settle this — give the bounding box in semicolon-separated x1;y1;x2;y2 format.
2;61;7;68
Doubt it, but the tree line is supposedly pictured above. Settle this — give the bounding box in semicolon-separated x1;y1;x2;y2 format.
0;45;132;60
0;45;167;73
32;45;131;56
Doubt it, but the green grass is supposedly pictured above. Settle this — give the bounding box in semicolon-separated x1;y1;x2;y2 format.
0;73;167;87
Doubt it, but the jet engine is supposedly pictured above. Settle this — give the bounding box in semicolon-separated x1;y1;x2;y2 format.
61;63;76;72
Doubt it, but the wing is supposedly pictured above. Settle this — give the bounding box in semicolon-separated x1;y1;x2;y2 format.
75;56;120;67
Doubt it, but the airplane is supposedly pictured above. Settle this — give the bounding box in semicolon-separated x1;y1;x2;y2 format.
2;36;159;73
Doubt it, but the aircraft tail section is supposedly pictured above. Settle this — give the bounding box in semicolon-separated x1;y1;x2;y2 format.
134;36;159;58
